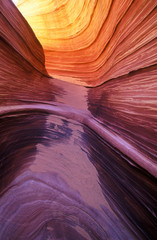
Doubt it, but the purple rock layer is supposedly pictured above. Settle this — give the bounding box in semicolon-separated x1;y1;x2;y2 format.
0;0;157;239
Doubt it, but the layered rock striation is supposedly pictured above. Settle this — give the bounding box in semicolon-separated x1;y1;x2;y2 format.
0;0;157;239
16;0;157;85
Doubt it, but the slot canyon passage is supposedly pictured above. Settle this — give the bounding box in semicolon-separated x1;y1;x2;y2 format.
0;0;157;239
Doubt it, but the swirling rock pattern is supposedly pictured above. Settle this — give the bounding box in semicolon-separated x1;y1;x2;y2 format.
16;0;157;85
0;0;157;239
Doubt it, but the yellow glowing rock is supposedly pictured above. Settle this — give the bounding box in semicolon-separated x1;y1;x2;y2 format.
16;0;157;86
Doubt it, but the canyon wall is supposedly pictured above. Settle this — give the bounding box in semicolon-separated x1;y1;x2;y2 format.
0;0;157;239
16;0;157;85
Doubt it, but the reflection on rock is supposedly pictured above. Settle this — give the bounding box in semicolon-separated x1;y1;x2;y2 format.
0;113;140;240
0;0;157;239
82;126;157;239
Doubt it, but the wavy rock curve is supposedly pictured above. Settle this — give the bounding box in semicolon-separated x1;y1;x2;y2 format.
0;0;157;239
16;0;157;85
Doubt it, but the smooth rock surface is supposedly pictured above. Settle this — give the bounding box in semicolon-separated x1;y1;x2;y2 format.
0;0;157;239
15;0;157;85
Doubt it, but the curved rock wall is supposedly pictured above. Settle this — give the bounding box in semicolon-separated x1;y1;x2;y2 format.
1;0;47;75
16;0;157;85
0;0;157;239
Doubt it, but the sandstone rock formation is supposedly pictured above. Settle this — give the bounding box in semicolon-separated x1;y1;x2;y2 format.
16;0;157;86
0;0;156;239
